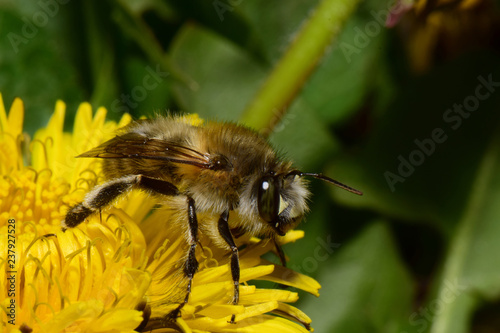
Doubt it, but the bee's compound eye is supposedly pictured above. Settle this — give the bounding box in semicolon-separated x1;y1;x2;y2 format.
258;176;280;222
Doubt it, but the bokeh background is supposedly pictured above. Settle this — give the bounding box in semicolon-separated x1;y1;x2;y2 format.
1;0;500;332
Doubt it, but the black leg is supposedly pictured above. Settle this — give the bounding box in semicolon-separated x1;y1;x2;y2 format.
217;210;239;324
165;197;199;321
273;238;287;267
272;238;290;291
62;174;179;230
134;301;151;332
137;175;179;196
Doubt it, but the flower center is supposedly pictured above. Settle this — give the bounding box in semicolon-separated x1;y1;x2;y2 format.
0;168;83;235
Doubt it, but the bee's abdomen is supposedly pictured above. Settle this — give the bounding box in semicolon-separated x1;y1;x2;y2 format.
102;159;136;179
101;158;177;183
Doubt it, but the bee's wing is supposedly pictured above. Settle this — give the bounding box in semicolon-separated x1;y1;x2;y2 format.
78;132;211;168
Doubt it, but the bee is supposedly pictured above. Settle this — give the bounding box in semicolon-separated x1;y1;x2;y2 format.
62;115;362;324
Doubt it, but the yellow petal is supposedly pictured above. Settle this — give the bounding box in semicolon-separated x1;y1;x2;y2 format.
92;106;108;131
46;100;65;134
280;230;304;244
260;260;321;297
2;97;25;171
176;318;193;333
181;113;204;126
73;102;93;147
239;289;298;304
230;301;279;323
240;265;275;282
186;303;289;331
197;304;245;319
230;315;310;333
273;303;312;330
194;264;231;284
118;113;133;127
115;269;151;309
86;309;144;332
7;97;24;142
190;281;233;304
72;103;106;166
45;100;66;174
41;300;104;333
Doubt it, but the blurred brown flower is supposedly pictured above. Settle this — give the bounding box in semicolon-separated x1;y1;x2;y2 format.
389;0;500;73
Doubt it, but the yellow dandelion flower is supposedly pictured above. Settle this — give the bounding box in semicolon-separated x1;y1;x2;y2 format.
1;95;148;332
0;94;321;332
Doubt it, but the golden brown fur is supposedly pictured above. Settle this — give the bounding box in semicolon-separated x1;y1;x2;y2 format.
95;116;309;248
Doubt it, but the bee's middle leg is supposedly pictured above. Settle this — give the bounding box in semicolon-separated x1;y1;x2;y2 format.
217;210;240;324
165;197;199;321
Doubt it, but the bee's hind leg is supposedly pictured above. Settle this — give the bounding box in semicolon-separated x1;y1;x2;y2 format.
164;197;199;323
62;175;179;230
62;175;141;230
217;210;240;324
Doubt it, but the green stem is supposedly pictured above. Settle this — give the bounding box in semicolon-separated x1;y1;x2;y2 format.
239;0;360;134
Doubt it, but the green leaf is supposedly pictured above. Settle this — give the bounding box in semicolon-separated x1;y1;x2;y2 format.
299;221;414;332
302;6;389;125
429;121;500;333
166;0;262;59
0;5;84;134
111;56;172;119
268;99;339;171
83;1;120;110
238;0;319;63
169;23;267;121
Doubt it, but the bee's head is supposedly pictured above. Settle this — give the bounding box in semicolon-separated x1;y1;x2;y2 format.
255;171;363;236
255;171;308;236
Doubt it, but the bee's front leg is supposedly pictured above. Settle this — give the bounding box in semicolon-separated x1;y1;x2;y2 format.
217;210;240;324
165;197;199;322
273;238;287;267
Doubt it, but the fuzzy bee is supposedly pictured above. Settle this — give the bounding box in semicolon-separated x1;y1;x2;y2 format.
62;115;362;324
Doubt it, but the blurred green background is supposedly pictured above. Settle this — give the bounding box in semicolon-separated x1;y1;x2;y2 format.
2;0;500;332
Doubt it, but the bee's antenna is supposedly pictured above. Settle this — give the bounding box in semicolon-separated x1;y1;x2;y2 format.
300;172;363;196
